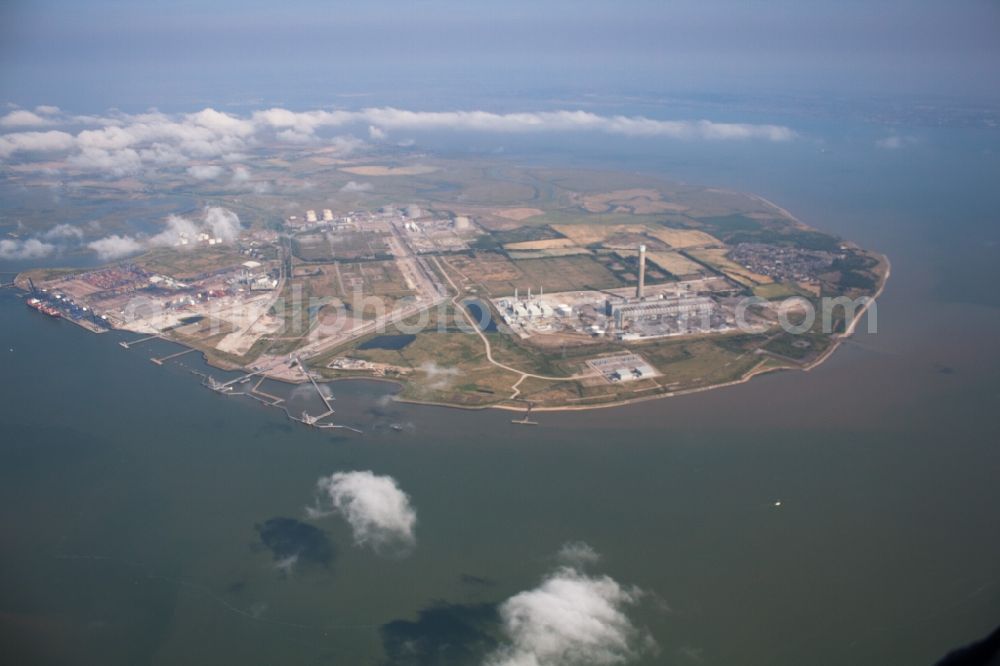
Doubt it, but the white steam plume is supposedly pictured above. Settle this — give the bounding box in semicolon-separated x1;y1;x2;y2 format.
340;180;373;193
87;234;144;260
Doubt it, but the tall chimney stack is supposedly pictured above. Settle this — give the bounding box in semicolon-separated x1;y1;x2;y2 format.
636;244;647;299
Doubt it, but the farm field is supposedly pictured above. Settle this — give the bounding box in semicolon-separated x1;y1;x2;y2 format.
646;251;707;276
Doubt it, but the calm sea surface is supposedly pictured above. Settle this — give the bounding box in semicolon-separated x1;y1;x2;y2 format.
1;119;999;665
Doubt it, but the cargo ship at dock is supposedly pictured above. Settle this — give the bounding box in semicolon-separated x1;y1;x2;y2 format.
26;297;62;318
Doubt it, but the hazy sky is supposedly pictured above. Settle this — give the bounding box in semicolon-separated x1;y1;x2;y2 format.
1;0;998;110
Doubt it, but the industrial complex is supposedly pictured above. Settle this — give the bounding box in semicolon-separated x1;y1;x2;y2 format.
13;157;887;413
494;242;764;342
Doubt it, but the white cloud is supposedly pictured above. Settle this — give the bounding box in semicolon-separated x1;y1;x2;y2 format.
34;105;61;116
0;106;797;174
222;152;250;163
307;471;417;556
60;108;257;173
231;166;251;182
75;124;143;151
87;234;143;260
43;223;85;241
486;546;656;666
276;128;316;144
139;143;186;166
0;130;76;158
251;107;351;135
185;108;256;138
327;134;367;155
186;164;224;180
67;147;143;176
0;110;53;128
557;541;602;568
352;108;797;142
340;180;373;193
0;238;56;260
876;134;917;149
226;166;273;193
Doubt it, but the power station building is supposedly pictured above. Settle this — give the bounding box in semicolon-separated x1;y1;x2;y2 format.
611;295;715;326
492;242;726;341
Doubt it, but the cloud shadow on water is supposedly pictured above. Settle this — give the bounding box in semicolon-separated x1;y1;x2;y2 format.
380;601;500;666
254;517;335;572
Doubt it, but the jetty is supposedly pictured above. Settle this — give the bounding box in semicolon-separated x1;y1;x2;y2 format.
511;402;539;426
151;347;197;365
119;334;160;349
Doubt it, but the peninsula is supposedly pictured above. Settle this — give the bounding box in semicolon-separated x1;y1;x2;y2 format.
14;152;888;412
